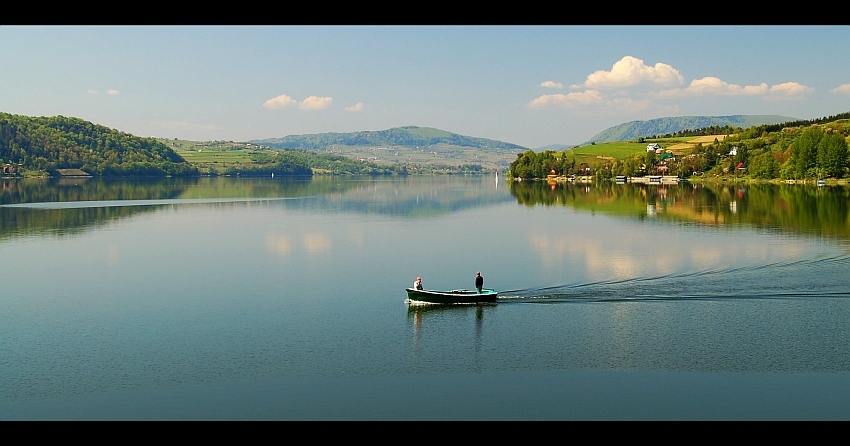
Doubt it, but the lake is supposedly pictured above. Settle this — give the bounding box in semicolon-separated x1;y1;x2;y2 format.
1;175;849;420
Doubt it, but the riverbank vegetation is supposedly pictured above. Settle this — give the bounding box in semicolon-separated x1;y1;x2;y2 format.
1;113;198;177
508;112;850;183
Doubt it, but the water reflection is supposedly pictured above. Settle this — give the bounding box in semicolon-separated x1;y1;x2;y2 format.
510;180;850;242
0;176;512;240
407;303;492;363
3;175;850;419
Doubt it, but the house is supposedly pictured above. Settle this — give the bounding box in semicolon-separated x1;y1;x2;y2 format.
646;143;661;152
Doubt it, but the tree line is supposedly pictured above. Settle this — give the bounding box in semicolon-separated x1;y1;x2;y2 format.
0;113;198;177
510;113;850;181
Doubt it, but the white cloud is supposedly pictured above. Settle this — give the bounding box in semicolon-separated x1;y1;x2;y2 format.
345;102;364;112
584;56;684;90
768;82;814;99
527;89;678;117
299;96;333;110
87;89;98;94
831;83;850;95
106;89;120;96
263;94;297;109
540;81;563;89
527;90;605;108
658;77;769;98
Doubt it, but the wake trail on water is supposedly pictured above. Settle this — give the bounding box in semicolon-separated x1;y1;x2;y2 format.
498;252;850;304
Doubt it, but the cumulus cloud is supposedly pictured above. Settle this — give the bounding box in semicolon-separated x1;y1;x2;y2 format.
540;81;563;89
527;89;678;116
107;89;120;96
831;83;850;95
299;96;333;110
768;82;814;99
263;94;297;109
345;102;364;112
658;77;769;98
584;56;684;90
527;90;605;108
87;89;98;94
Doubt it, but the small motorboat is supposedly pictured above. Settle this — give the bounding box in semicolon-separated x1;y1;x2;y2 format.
405;287;498;304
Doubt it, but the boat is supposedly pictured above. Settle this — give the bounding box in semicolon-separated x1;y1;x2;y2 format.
405;287;498;304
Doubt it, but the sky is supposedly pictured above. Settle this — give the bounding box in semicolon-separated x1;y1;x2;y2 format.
1;25;849;149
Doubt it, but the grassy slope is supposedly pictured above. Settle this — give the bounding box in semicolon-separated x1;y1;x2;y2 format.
568;136;723;160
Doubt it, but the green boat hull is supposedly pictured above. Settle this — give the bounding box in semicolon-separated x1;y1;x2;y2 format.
405;288;498;304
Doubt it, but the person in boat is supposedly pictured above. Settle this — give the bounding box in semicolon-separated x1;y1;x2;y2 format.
475;272;484;293
413;276;423;290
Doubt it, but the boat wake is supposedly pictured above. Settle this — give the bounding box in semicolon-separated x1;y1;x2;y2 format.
497;253;850;304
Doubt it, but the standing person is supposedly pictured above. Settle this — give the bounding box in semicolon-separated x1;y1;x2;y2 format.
475;272;484;293
413;276;423;290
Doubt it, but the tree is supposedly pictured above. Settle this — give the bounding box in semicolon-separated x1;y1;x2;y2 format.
817;132;848;178
747;151;778;179
644;150;657;172
790;127;823;178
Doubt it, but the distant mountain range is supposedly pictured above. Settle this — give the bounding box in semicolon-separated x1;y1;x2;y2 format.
586;115;798;144
252;117;803;153
252;126;528;152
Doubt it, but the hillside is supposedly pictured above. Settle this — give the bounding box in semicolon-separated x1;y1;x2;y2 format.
252;126;527;152
0;113;198;177
509;111;850;181
588;115;797;144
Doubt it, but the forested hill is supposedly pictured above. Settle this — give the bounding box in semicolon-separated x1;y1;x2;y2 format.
588;115;797;144
0;113;198;176
252;126;528;151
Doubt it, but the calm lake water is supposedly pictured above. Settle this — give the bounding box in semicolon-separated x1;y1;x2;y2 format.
1;175;849;420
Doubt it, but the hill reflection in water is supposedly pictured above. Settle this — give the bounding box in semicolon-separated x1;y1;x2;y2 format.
0;176;511;239
509;180;850;242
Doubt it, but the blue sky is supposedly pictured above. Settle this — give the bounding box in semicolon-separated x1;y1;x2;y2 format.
2;25;849;148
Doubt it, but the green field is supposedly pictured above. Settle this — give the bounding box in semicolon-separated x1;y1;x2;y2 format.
157;139;263;172
174;148;255;164
570;137;698;160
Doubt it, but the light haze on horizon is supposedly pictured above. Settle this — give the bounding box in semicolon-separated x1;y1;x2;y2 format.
1;25;849;148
